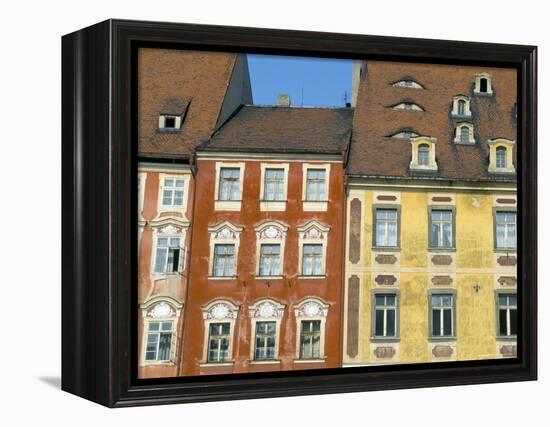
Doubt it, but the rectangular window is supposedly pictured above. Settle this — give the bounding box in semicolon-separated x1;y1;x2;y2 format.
259;244;281;276
154;237;181;273
218;167;241;201
212;244;235;277
373;294;397;338
263;168;285;201
299;320;321;359
161;178;185;207
254;321;276;360
305;169;326;201
430;209;453;248
375;208;398;247
207;323;230;363
430;294;454;337
145;321;173;361
495;211;516;249
497;294;517;337
302;244;323;276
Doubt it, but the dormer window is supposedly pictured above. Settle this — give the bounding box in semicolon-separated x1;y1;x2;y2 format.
454;122;475;144
488;138;515;174
418;144;430;166
388;129;420;139
392;80;424;89
159;114;182;130
409;136;437;172
451;95;472;117
474;73;493;95
391;102;424;111
496;147;507;168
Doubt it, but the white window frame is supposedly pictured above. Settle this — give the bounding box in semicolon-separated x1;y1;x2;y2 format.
248;299;285;363
149;221;189;277
451;95;472;117
429;293;455;338
302;163;331;211
474;72;493;95
495;210;517;250
297;220;330;278
200;300;239;366
208;221;243;279
372;293;399;339
158;114;183;130
453;122;476;144
140;297;182;366
496;293;517;338
392;80;424;89
214;162;245;211
254;221;288;279
488;138;516;174
156;173;191;217
409;136;438;172
391;102;424;111
294;298;329;361
259;163;289;212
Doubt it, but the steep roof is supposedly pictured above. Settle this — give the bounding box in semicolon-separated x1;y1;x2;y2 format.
199;106;354;155
138;48;241;160
348;61;517;182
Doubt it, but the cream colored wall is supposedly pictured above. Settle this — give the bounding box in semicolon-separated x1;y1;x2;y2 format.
343;186;515;366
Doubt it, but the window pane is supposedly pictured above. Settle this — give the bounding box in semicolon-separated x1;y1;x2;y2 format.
443;309;452;336
510;309;517;335
432;309;440;336
158;333;172;360
154;247;167;273
386;309;396;336
375;310;384;336
148;322;160;331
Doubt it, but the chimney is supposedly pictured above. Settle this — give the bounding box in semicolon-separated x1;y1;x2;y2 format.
277;94;291;107
351;60;362;107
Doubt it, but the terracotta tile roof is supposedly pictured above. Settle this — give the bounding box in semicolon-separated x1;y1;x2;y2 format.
348;61;517;182
138;48;238;159
199;106;354;155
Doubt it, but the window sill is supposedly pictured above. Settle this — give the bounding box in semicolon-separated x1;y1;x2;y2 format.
372;246;400;252
370;337;400;343
494;248;517;254
428;336;456;342
156;128;181;133
297;275;326;280
255;276;284;280
140;360;176;367
428;247;456;252
260;200;287;212
293;358;327;364
496;336;517;342
450;114;472;120
199;361;235;368
248;359;281;365
488;169;516;176
453;140;476;145
302;200;328;212
214;200;242;211
473;91;494;96
208;276;238;281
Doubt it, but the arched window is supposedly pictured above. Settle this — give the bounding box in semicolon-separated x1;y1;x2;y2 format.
457;99;466;116
418;144;430;166
496;147;507;168
460;126;470;144
479;78;488;93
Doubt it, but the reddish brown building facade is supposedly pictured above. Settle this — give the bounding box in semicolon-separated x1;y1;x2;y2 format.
179;107;352;375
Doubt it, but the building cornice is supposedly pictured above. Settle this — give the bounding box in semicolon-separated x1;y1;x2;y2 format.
347;176;516;192
195;151;343;162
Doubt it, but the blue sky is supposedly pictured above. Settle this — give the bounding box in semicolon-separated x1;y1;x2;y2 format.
247;54;352;107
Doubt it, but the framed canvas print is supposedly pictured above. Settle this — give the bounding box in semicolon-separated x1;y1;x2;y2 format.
61;19;537;407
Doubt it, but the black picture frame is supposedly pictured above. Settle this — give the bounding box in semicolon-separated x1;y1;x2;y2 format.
61;19;537;407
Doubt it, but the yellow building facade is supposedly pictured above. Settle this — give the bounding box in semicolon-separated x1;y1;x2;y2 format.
342;179;517;366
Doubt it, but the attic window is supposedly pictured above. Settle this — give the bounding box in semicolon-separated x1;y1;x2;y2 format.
453;122;475;144
391;103;424;111
389;130;420;139
474;73;493;95
392;80;424;89
488;138;515;174
159;115;182;131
